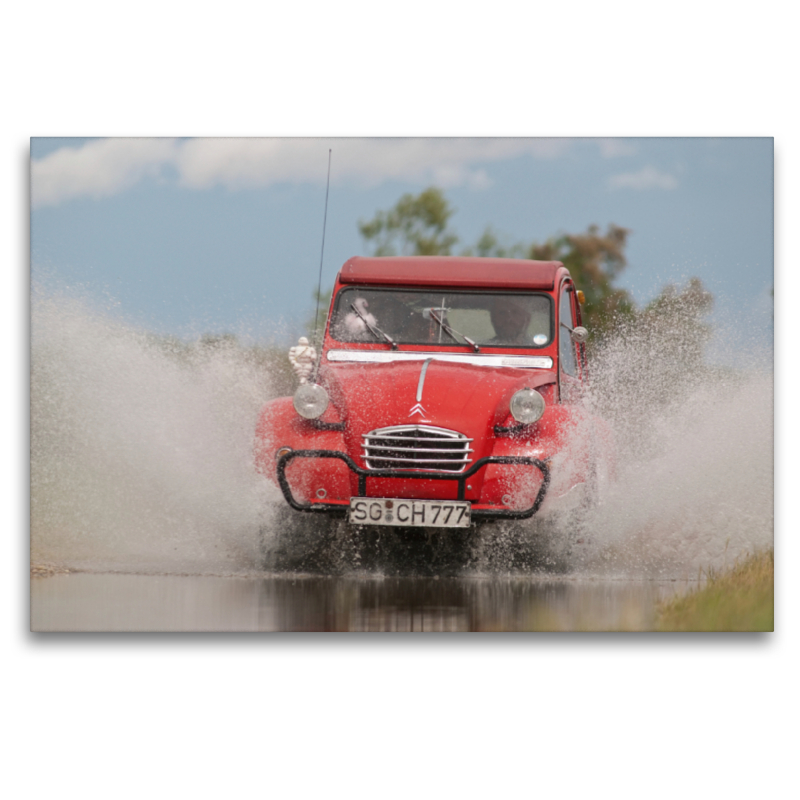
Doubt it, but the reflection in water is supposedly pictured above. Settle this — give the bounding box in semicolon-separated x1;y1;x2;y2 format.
31;573;690;632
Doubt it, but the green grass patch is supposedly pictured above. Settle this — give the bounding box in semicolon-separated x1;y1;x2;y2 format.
656;550;774;632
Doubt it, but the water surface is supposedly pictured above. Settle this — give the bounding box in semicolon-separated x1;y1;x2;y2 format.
31;572;692;632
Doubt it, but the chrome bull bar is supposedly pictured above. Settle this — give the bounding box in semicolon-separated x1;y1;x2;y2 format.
276;450;550;521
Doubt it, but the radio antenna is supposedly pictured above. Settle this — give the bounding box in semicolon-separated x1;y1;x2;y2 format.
312;149;332;351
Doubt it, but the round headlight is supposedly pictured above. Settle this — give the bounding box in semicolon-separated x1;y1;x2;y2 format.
293;383;329;419
509;388;545;424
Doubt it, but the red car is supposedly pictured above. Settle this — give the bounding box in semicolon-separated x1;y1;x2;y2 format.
254;256;611;557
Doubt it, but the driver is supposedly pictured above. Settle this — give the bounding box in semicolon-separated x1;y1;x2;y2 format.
488;297;532;345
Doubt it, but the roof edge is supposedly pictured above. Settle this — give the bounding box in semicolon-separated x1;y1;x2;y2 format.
338;256;564;290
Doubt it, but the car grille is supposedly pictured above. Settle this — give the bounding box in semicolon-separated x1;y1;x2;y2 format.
361;425;474;473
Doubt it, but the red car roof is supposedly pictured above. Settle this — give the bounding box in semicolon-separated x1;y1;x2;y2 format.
338;256;563;290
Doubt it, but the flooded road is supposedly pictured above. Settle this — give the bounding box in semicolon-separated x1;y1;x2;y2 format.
31;571;692;632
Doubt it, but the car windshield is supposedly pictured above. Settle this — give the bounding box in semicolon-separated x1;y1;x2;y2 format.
330;288;553;349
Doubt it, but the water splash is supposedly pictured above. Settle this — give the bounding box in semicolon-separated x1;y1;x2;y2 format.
570;318;774;579
31;286;279;573
31;286;773;579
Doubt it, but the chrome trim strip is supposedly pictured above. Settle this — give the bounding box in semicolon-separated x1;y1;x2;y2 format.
363;445;475;454
363;425;469;439
416;357;433;402
364;449;473;456
327;350;553;369
361;454;471;464
363;435;474;443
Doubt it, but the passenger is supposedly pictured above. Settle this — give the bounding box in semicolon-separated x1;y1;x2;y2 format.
333;295;424;343
334;297;378;341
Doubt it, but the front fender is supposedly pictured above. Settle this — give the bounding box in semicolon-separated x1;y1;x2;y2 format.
483;404;598;510
254;397;352;502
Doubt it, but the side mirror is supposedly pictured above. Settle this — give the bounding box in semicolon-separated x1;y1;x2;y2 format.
570;326;589;344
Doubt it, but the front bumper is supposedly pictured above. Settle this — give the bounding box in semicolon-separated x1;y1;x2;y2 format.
276;449;550;521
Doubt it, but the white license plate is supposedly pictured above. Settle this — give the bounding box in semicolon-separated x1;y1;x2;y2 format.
349;498;471;528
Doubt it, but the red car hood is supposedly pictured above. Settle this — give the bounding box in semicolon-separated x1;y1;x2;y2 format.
321;359;556;463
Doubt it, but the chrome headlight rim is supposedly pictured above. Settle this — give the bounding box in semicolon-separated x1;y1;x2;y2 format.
509;388;546;425
293;383;329;420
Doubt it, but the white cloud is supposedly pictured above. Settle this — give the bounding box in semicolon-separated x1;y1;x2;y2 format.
31;138;178;207
177;137;572;190
597;138;639;158
608;165;678;190
31;137;575;207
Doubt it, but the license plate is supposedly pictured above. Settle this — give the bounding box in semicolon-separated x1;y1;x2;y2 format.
349;498;471;528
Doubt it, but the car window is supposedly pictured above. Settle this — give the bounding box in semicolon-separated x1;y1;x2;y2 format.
559;287;578;377
330;288;553;349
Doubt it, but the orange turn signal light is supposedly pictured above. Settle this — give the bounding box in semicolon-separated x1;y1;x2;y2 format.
576;290;585;305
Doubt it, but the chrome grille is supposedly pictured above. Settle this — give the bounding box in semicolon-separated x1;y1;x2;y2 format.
362;425;474;473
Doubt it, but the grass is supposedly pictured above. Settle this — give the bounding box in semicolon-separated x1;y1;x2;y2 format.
656;549;774;632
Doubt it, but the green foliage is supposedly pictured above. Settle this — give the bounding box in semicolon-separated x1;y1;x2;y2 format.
636;277;714;366
358;187;459;256
640;277;714;335
462;226;528;259
656;550;774;631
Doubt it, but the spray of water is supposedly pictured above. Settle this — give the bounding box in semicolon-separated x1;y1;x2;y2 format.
570;313;774;579
31;286;773;579
31;286;279;573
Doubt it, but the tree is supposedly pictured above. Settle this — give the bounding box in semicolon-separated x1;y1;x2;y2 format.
358;187;459;256
589;276;715;460
636;277;714;367
463;226;527;259
527;224;636;338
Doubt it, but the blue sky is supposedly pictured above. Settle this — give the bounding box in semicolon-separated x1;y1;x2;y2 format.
31;137;773;355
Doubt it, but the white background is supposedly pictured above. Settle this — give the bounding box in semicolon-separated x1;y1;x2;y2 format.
6;3;795;798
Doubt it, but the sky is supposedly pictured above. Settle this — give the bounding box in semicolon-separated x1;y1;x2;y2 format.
30;136;773;358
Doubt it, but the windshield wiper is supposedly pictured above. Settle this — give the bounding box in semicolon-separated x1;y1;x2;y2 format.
349;303;398;350
428;309;481;352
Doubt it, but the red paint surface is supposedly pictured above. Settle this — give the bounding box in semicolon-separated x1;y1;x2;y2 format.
339;256;564;290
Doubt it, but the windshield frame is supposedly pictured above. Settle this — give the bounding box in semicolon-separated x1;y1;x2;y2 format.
328;286;555;350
